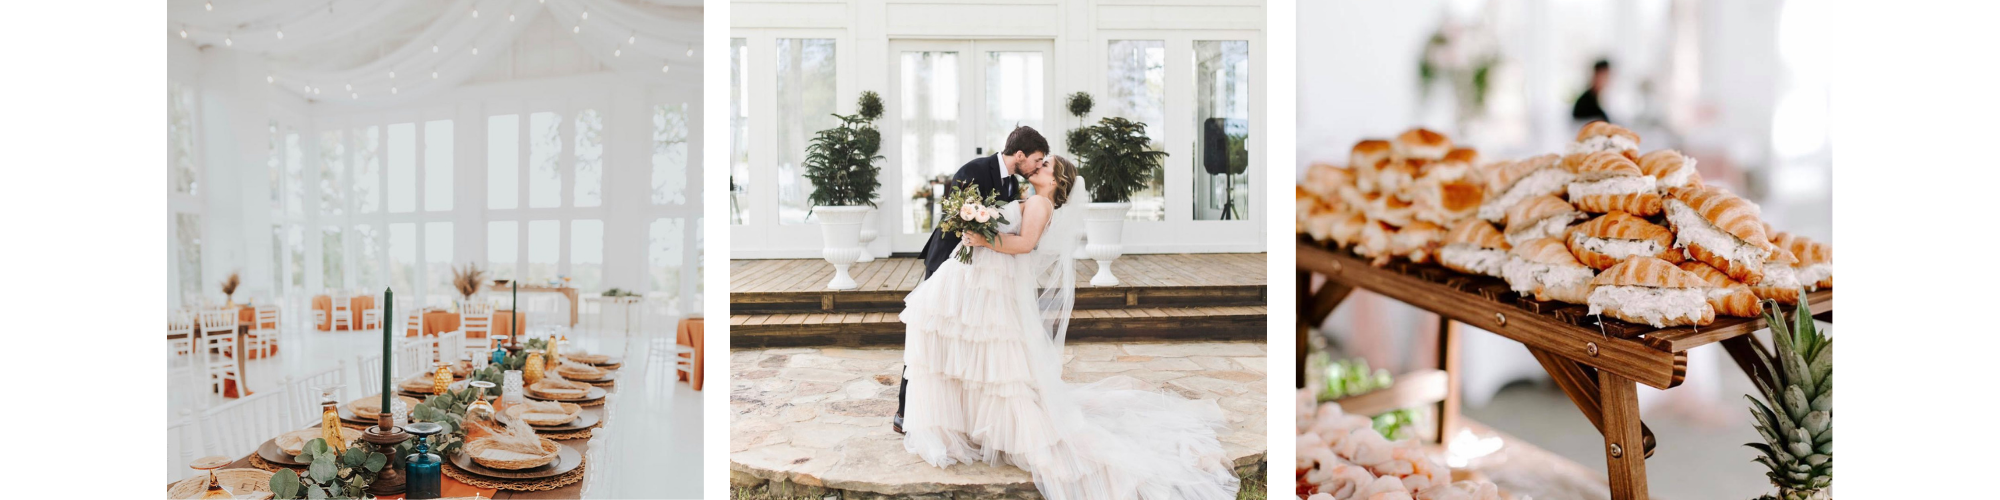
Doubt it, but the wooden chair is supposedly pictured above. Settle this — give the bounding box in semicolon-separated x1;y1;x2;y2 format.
330;292;354;331
197;387;291;462
282;362;347;428
197;309;243;396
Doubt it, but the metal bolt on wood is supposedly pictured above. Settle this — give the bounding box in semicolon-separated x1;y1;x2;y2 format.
1585;342;1599;356
1494;312;1506;327
1609;443;1623;458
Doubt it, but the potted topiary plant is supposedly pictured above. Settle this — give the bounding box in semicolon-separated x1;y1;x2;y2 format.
852;92;886;264
803;91;886;290
1069;93;1168;286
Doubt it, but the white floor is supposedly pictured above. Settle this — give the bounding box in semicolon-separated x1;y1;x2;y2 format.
166;318;704;498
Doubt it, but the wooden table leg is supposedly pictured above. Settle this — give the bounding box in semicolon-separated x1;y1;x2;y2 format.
1298;271;1311;388
1435;318;1461;446
1297;274;1355;388
1599;370;1649;500
1527;346;1658;457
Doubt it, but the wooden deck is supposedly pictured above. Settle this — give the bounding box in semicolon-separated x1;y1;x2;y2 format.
730;254;1268;347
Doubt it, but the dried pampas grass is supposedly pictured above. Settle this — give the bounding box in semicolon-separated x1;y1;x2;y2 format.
220;272;241;297
452;263;487;300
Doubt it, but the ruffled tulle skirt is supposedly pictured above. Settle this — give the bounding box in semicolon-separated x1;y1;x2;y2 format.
901;247;1240;500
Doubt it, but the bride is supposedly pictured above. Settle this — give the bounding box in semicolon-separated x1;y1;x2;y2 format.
899;155;1241;499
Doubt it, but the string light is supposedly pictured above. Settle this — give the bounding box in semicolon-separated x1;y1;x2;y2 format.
179;26;187;39
472;9;479;19
432;42;439;53
628;32;635;45
661;63;670;73
687;45;695;57
392;87;398;95
276;26;284;39
508;11;515;22
302;85;310;93
573;25;581;34
344;82;352;91
205;1;213;12
613;48;621;58
313;87;321;95
432;71;438;79
224;34;232;47
389;71;396;79
581;10;588;20
472;47;479;55
352;93;358;100
266;75;273;83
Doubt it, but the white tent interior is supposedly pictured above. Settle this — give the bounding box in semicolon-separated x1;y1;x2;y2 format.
166;1;704;496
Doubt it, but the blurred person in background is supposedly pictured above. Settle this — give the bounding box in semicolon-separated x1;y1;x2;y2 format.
1572;59;1612;124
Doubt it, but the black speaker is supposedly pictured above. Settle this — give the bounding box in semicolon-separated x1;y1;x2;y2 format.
1202;117;1248;175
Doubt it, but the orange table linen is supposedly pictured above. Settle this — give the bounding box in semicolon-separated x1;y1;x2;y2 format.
311;295;376;331
409;310;520;339
676;317;704;391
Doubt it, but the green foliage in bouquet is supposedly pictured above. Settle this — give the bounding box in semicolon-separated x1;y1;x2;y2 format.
395;386;481;460
1075;117;1167;203
804;92;887;208
269;438;387;499
937;180;1011;263
1745;298;1832;500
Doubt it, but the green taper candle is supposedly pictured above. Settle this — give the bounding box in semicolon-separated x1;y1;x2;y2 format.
382;287;393;415
511;281;518;347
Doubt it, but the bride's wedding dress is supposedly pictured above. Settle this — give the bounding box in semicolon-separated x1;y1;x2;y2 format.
900;200;1240;500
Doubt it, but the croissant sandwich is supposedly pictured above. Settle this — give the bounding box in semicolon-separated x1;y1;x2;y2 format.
1351;140;1393;194
1295;186;1316;235
1565;211;1682;270
1587;256;1715;328
1412;176;1485;225
1502;195;1586;246
1377;158;1425;202
1305;205;1362;246
1364;192;1414;228
1567;121;1640;158
1637;149;1702;191
1326;211;1369;249
1424;148;1480;183
1771;232;1832;289
1747;247;1804;305
1663;185;1779;284
1354;219;1397;267
1564;152;1662;216
1439;219;1510;278
1393;128;1452;160
1477;154;1573;221
1303;162;1365;208
1678;261;1763;318
1502;237;1595;305
1390;221;1446;264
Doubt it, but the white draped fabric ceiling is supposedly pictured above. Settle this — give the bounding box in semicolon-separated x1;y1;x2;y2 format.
168;0;702;104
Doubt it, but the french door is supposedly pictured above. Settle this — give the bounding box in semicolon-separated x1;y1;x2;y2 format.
885;39;1053;253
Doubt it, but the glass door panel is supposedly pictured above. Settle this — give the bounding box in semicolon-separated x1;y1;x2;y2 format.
896;50;962;238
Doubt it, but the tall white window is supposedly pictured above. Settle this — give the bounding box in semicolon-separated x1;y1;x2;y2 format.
729;38;750;224
286;224;306;291
776;38;837;224
1193;41;1251;221
529;112;563;208
353;126;381;213
174;214;203;304
319;130;345;216
574;109;603;207
527;220;559;282
488;115;520;210
387;123;416;213
424;222;453;303
652;103;689;205
570;220;603;291
268;122;283;211
388;223;416;294
353;224;379;291
488;221;518;280
648;218;684;297
169;83;198;196
1107;40;1168;221
425;120;454;211
321;226;344;290
286;132;305;215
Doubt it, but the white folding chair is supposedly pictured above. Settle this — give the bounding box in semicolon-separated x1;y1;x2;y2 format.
282;362;347;428
360;297;381;330
197;388;292;462
396;339;425;379
245;305;280;359
460;303;493;358
356;353;383;395
402;298;425;337
198;309;243;396
168;408;201;483
330;291;354;331
434;331;466;368
167;311;195;359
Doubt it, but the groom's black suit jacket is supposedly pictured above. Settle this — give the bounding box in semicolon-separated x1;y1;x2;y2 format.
919;155;1017;278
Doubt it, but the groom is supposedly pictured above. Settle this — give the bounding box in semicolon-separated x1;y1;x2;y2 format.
894;125;1049;434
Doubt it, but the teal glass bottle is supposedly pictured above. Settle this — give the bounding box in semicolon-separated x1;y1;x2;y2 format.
403;422;444;499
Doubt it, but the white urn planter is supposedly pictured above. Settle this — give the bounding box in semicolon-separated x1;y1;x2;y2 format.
815;206;872;290
856;207;880;263
1083;202;1132;286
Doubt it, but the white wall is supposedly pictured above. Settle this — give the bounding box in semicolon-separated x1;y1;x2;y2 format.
731;0;1268;258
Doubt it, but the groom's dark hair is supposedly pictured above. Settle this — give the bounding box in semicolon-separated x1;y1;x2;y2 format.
1001;126;1049;157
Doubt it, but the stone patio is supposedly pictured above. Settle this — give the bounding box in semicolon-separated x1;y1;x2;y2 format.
729;342;1269;498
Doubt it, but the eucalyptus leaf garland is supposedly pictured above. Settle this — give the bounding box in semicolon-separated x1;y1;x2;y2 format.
269;438;388;499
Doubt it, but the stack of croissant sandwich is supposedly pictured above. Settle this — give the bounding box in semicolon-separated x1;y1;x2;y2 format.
1298;123;1833;328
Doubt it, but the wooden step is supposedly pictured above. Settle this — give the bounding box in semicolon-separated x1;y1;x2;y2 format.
729;305;1269;348
730;254;1268;314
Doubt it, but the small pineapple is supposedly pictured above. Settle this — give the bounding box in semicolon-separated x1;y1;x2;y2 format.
1745;297;1832;500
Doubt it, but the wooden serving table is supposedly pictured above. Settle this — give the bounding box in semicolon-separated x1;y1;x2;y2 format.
1297;238;1831;500
489;284;580;326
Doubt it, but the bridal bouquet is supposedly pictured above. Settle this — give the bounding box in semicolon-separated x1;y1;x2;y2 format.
938;180;1010;263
